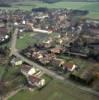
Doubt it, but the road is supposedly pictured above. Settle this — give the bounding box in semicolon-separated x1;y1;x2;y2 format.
14;52;64;81
10;28;99;97
10;28;18;56
14;52;99;97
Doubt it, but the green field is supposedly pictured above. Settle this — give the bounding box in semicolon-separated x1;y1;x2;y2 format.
86;12;99;19
9;79;98;100
0;1;99;19
0;65;6;80
16;32;38;49
12;1;99;19
16;32;50;49
13;1;98;9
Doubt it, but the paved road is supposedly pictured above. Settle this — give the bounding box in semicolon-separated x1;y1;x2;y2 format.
14;52;64;81
10;28;18;56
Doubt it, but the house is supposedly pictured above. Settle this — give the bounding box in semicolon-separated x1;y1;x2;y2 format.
43;37;53;44
21;64;32;77
43;42;53;48
51;58;65;67
32;51;43;60
33;28;52;34
39;57;50;65
22;20;26;25
63;63;77;72
11;57;23;66
21;64;39;77
28;75;45;88
21;64;45;88
50;47;63;54
28;67;38;76
0;27;10;45
35;52;56;65
34;14;49;20
14;22;19;26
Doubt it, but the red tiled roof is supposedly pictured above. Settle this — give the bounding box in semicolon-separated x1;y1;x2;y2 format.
28;76;40;84
21;64;32;73
50;48;62;53
63;63;74;69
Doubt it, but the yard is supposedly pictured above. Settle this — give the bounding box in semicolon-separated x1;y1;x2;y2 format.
0;64;26;84
16;32;50;50
9;79;98;100
0;64;27;96
16;32;38;50
0;65;6;80
59;54;93;68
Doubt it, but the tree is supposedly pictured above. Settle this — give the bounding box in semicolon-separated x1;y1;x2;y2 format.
3;19;7;27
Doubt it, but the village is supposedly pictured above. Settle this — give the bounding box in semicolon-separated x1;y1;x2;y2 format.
0;8;99;99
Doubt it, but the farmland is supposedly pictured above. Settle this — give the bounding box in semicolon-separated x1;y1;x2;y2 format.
0;1;99;19
0;1;99;100
9;79;98;100
12;1;99;19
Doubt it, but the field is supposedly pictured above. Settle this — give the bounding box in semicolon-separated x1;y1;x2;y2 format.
13;1;98;9
12;1;99;19
0;65;6;80
59;54;93;67
16;32;50;49
16;32;38;49
1;1;99;100
9;79;98;100
0;1;99;19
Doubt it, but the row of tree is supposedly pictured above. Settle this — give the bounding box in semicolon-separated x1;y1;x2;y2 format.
0;3;11;7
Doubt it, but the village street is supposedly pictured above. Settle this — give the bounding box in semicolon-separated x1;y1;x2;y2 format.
10;28;18;56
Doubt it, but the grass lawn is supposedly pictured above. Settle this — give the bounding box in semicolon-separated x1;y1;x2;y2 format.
59;54;94;77
0;65;6;80
59;54;93;68
86;12;99;19
3;66;20;81
16;32;38;50
42;74;53;84
9;79;98;100
16;32;50;50
0;65;27;96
